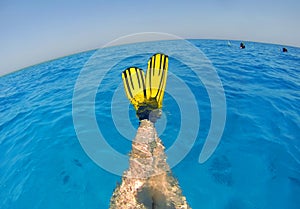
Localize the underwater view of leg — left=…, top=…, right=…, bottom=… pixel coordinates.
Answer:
left=109, top=120, right=191, bottom=209
left=110, top=54, right=191, bottom=208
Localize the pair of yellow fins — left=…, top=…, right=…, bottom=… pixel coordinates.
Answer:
left=122, top=53, right=168, bottom=120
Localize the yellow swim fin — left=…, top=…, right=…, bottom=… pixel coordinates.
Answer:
left=145, top=53, right=169, bottom=108
left=122, top=67, right=146, bottom=110
left=121, top=54, right=168, bottom=121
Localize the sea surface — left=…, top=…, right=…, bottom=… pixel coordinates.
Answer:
left=0, top=40, right=300, bottom=209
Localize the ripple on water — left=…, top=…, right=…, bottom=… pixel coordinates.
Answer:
left=0, top=40, right=300, bottom=209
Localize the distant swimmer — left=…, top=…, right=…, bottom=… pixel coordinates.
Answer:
left=240, top=42, right=245, bottom=49
left=110, top=53, right=191, bottom=209
left=282, top=47, right=288, bottom=52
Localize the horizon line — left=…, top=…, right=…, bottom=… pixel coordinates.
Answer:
left=1, top=37, right=299, bottom=78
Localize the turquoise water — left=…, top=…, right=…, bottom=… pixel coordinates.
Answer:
left=1, top=40, right=300, bottom=209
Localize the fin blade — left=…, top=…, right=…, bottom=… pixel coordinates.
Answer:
left=122, top=67, right=146, bottom=110
left=145, top=53, right=168, bottom=108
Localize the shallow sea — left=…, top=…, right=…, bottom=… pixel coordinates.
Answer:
left=0, top=40, right=300, bottom=209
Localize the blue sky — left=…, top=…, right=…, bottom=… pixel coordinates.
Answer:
left=1, top=0, right=300, bottom=76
